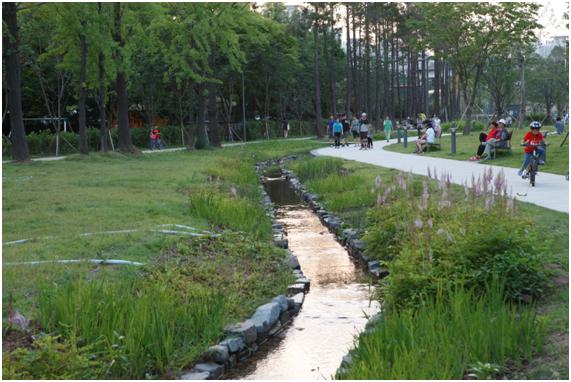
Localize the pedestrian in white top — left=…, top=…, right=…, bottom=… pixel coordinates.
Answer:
left=432, top=114, right=441, bottom=138
left=415, top=121, right=435, bottom=154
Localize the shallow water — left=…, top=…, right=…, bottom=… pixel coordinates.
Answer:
left=227, top=172, right=379, bottom=380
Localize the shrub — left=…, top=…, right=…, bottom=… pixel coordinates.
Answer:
left=527, top=112, right=547, bottom=123
left=2, top=334, right=108, bottom=379
left=364, top=168, right=547, bottom=309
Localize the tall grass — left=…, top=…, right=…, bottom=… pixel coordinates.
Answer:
left=294, top=157, right=344, bottom=181
left=337, top=283, right=546, bottom=380
left=37, top=278, right=226, bottom=378
left=189, top=190, right=271, bottom=240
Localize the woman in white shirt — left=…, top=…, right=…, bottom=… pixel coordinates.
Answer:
left=414, top=121, right=435, bottom=154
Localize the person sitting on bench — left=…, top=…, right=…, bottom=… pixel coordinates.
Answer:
left=414, top=120, right=435, bottom=154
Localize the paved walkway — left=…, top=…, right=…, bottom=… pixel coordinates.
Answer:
left=312, top=136, right=569, bottom=213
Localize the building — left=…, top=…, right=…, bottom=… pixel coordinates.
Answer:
left=535, top=35, right=568, bottom=57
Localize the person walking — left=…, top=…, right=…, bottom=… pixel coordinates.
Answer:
left=359, top=113, right=370, bottom=150
left=282, top=118, right=290, bottom=138
left=555, top=116, right=565, bottom=135
left=351, top=115, right=360, bottom=146
left=432, top=114, right=442, bottom=138
left=333, top=116, right=343, bottom=148
left=327, top=115, right=335, bottom=143
left=383, top=115, right=393, bottom=142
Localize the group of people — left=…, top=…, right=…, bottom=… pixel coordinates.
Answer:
left=327, top=113, right=374, bottom=150
left=469, top=118, right=511, bottom=162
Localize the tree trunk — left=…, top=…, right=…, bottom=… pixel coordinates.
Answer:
left=208, top=82, right=220, bottom=146
left=364, top=4, right=371, bottom=117
left=351, top=9, right=358, bottom=114
left=328, top=10, right=336, bottom=115
left=78, top=26, right=88, bottom=154
left=2, top=3, right=30, bottom=161
left=375, top=23, right=381, bottom=122
left=395, top=34, right=401, bottom=119
left=196, top=83, right=207, bottom=147
left=114, top=2, right=132, bottom=152
left=518, top=52, right=526, bottom=128
left=421, top=50, right=428, bottom=116
left=345, top=4, right=351, bottom=114
left=98, top=52, right=108, bottom=152
left=434, top=54, right=441, bottom=116
left=313, top=20, right=323, bottom=137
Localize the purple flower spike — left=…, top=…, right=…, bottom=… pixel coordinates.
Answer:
left=415, top=216, right=423, bottom=229
left=375, top=175, right=381, bottom=190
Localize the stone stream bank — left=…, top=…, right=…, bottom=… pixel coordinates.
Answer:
left=179, top=156, right=385, bottom=379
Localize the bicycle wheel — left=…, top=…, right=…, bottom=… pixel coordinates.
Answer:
left=530, top=160, right=537, bottom=187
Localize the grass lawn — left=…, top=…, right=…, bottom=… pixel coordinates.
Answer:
left=2, top=139, right=326, bottom=378
left=383, top=127, right=569, bottom=175
left=287, top=155, right=568, bottom=380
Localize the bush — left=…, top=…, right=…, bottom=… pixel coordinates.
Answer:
left=527, top=112, right=547, bottom=123
left=3, top=334, right=108, bottom=379
left=363, top=169, right=547, bottom=309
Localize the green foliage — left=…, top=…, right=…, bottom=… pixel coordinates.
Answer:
left=3, top=335, right=108, bottom=380
left=362, top=169, right=547, bottom=309
left=337, top=284, right=547, bottom=380
left=188, top=189, right=271, bottom=240
left=37, top=277, right=226, bottom=378
left=292, top=156, right=344, bottom=181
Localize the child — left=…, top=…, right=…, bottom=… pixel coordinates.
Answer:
left=367, top=128, right=373, bottom=149
left=518, top=121, right=546, bottom=176
left=359, top=113, right=369, bottom=150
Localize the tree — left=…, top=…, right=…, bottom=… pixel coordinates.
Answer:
left=3, top=2, right=30, bottom=161
left=113, top=2, right=133, bottom=152
left=484, top=53, right=517, bottom=118
left=412, top=3, right=539, bottom=134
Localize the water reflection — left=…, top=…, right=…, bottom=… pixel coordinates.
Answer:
left=227, top=174, right=379, bottom=380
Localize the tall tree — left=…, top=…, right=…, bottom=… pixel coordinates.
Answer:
left=3, top=2, right=30, bottom=161
left=113, top=2, right=133, bottom=152
left=412, top=3, right=539, bottom=134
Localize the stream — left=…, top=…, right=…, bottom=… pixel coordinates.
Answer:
left=226, top=170, right=379, bottom=380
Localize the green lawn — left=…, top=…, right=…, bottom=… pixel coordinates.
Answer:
left=2, top=139, right=326, bottom=378
left=384, top=127, right=569, bottom=175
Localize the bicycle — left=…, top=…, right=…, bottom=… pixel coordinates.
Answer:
left=520, top=143, right=545, bottom=187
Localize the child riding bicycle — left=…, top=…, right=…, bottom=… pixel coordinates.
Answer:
left=518, top=121, right=546, bottom=177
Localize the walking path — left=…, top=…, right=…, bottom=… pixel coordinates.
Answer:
left=2, top=137, right=315, bottom=164
left=312, top=136, right=569, bottom=213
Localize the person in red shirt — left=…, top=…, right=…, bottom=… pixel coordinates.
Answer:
left=479, top=119, right=505, bottom=161
left=518, top=121, right=546, bottom=176
left=470, top=121, right=499, bottom=160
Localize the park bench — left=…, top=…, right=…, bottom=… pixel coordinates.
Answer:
left=490, top=130, right=513, bottom=159
left=422, top=136, right=441, bottom=152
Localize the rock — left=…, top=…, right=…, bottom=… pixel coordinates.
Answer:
left=295, top=278, right=310, bottom=292
left=180, top=370, right=210, bottom=380
left=365, top=312, right=382, bottom=330
left=378, top=268, right=390, bottom=278
left=193, top=363, right=224, bottom=380
left=268, top=321, right=282, bottom=336
left=272, top=223, right=283, bottom=230
left=342, top=353, right=353, bottom=366
left=219, top=337, right=245, bottom=353
left=206, top=345, right=229, bottom=363
left=290, top=292, right=305, bottom=312
left=286, top=254, right=300, bottom=269
left=225, top=320, right=257, bottom=345
left=226, top=354, right=237, bottom=370
left=250, top=302, right=281, bottom=335
left=342, top=228, right=358, bottom=241
left=272, top=295, right=289, bottom=312
left=279, top=310, right=291, bottom=324
left=287, top=283, right=306, bottom=295
left=351, top=239, right=366, bottom=251
left=292, top=269, right=304, bottom=278
left=368, top=261, right=380, bottom=270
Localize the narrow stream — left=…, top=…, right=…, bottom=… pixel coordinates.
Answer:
left=227, top=170, right=379, bottom=380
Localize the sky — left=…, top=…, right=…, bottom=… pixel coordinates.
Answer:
left=279, top=0, right=569, bottom=43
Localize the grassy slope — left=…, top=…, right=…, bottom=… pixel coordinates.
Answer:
left=384, top=127, right=569, bottom=175
left=289, top=156, right=568, bottom=380
left=2, top=140, right=325, bottom=361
